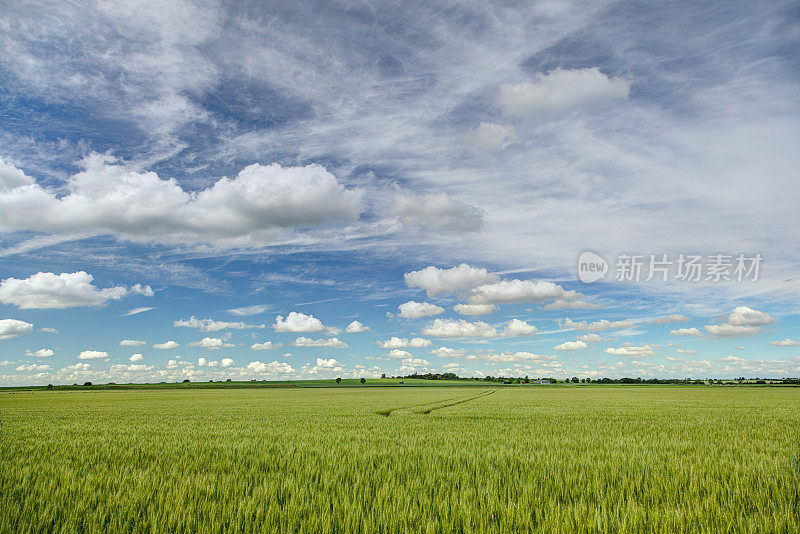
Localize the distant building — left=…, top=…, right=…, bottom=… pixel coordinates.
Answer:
left=534, top=379, right=550, bottom=385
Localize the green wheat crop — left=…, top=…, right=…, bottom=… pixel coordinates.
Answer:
left=2, top=386, right=799, bottom=532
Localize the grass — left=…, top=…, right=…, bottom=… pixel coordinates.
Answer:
left=2, top=386, right=799, bottom=532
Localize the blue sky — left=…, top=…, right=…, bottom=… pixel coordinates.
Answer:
left=1, top=0, right=799, bottom=385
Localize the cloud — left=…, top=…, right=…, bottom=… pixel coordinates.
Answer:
left=64, top=363, right=90, bottom=371
left=313, top=358, right=339, bottom=369
left=669, top=327, right=703, bottom=337
left=392, top=192, right=483, bottom=232
left=0, top=271, right=150, bottom=309
left=544, top=298, right=599, bottom=310
left=401, top=358, right=429, bottom=367
left=345, top=320, right=369, bottom=333
left=704, top=324, right=762, bottom=337
left=228, top=304, right=270, bottom=316
left=453, top=303, right=497, bottom=316
left=122, top=307, right=156, bottom=317
left=25, top=348, right=54, bottom=357
left=153, top=341, right=180, bottom=350
left=0, top=156, right=363, bottom=248
left=174, top=316, right=265, bottom=332
left=404, top=264, right=499, bottom=297
left=554, top=340, right=587, bottom=351
left=650, top=315, right=690, bottom=324
left=110, top=363, right=153, bottom=372
left=501, top=319, right=538, bottom=337
left=120, top=339, right=146, bottom=346
left=604, top=344, right=657, bottom=357
left=769, top=338, right=799, bottom=347
left=16, top=363, right=51, bottom=372
left=578, top=333, right=602, bottom=343
left=40, top=327, right=59, bottom=334
left=387, top=349, right=412, bottom=359
left=251, top=341, right=277, bottom=350
left=129, top=353, right=143, bottom=362
left=459, top=122, right=515, bottom=152
left=559, top=318, right=636, bottom=332
left=220, top=358, right=234, bottom=368
left=78, top=350, right=109, bottom=360
left=273, top=312, right=334, bottom=333
left=377, top=337, right=431, bottom=349
left=397, top=301, right=444, bottom=319
left=430, top=346, right=467, bottom=358
left=246, top=360, right=296, bottom=374
left=466, top=279, right=576, bottom=305
left=727, top=306, right=776, bottom=326
left=189, top=337, right=234, bottom=350
left=422, top=318, right=498, bottom=338
left=676, top=349, right=696, bottom=355
left=292, top=336, right=347, bottom=348
left=420, top=318, right=536, bottom=338
left=483, top=352, right=559, bottom=364
left=704, top=306, right=776, bottom=337
left=0, top=319, right=34, bottom=340
left=499, top=68, right=630, bottom=118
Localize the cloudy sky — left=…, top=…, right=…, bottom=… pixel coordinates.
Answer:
left=1, top=0, right=798, bottom=385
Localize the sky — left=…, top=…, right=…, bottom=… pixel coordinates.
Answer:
left=0, top=0, right=798, bottom=385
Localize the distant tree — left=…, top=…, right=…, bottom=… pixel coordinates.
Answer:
left=83, top=381, right=92, bottom=386
left=336, top=377, right=342, bottom=384
left=46, top=384, right=53, bottom=389
left=360, top=377, right=366, bottom=384
left=381, top=373, right=387, bottom=379
left=571, top=376, right=579, bottom=383
left=226, top=378, right=232, bottom=382
left=183, top=379, right=190, bottom=383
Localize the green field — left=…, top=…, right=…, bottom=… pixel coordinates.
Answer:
left=2, top=386, right=799, bottom=532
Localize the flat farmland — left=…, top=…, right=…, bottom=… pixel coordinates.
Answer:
left=2, top=386, right=799, bottom=532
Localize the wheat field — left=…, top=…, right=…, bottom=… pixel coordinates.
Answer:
left=2, top=385, right=799, bottom=532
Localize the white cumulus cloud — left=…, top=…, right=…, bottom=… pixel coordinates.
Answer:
left=153, top=341, right=180, bottom=350
left=377, top=337, right=431, bottom=349
left=0, top=271, right=149, bottom=309
left=174, top=316, right=265, bottom=332
left=189, top=337, right=234, bottom=350
left=397, top=301, right=444, bottom=319
left=769, top=338, right=799, bottom=347
left=273, top=312, right=334, bottom=333
left=453, top=303, right=497, bottom=316
left=670, top=327, right=703, bottom=337
left=345, top=320, right=369, bottom=333
left=404, top=264, right=499, bottom=297
left=78, top=350, right=109, bottom=360
left=25, top=348, right=54, bottom=357
left=554, top=340, right=588, bottom=351
left=466, top=279, right=575, bottom=305
left=0, top=156, right=363, bottom=248
left=499, top=68, right=630, bottom=118
left=392, top=192, right=483, bottom=232
left=250, top=341, right=277, bottom=351
left=292, top=336, right=347, bottom=348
